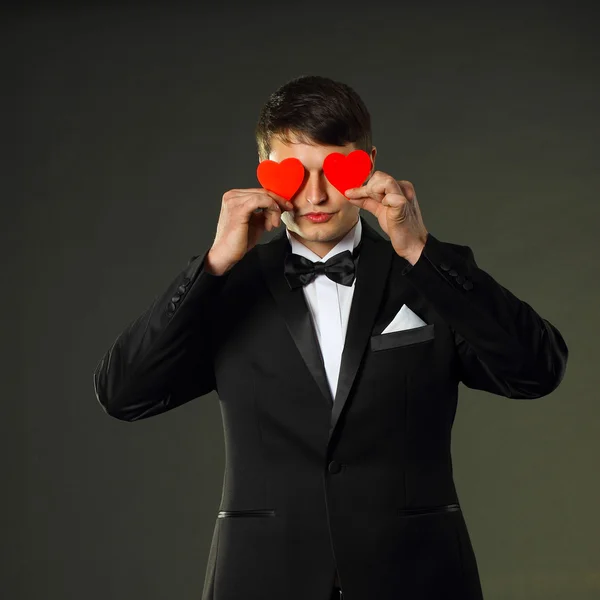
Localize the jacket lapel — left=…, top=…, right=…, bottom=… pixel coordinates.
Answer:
left=257, top=215, right=396, bottom=442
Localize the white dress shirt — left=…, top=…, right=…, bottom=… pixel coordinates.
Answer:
left=285, top=217, right=363, bottom=401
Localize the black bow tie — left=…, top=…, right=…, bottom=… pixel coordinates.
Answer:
left=283, top=242, right=362, bottom=290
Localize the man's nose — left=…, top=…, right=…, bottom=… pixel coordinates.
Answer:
left=304, top=173, right=328, bottom=205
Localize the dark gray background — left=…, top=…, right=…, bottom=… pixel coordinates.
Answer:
left=11, top=2, right=599, bottom=598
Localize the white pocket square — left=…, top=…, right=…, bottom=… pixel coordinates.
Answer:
left=381, top=304, right=427, bottom=334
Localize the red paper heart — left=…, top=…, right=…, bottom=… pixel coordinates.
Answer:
left=256, top=157, right=305, bottom=201
left=323, top=149, right=372, bottom=196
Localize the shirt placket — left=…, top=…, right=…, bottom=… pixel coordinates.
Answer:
left=314, top=275, right=343, bottom=402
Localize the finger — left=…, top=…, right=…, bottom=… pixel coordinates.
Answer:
left=248, top=194, right=281, bottom=218
left=372, top=177, right=402, bottom=197
left=265, top=205, right=277, bottom=227
left=252, top=207, right=282, bottom=220
left=263, top=189, right=294, bottom=211
left=230, top=187, right=287, bottom=196
left=345, top=185, right=384, bottom=202
left=252, top=206, right=279, bottom=230
left=382, top=194, right=406, bottom=209
left=345, top=193, right=384, bottom=217
left=382, top=197, right=409, bottom=222
left=344, top=184, right=381, bottom=209
left=344, top=185, right=367, bottom=198
left=231, top=188, right=293, bottom=211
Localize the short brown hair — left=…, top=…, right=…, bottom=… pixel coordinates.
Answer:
left=255, top=75, right=373, bottom=161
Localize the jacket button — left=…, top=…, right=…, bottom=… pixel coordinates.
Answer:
left=328, top=461, right=342, bottom=474
left=171, top=294, right=181, bottom=303
left=168, top=301, right=176, bottom=311
left=440, top=262, right=451, bottom=271
left=455, top=275, right=464, bottom=284
left=181, top=278, right=191, bottom=288
left=177, top=285, right=187, bottom=294
left=449, top=269, right=458, bottom=277
left=463, top=280, right=473, bottom=290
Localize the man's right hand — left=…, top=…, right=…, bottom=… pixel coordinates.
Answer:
left=206, top=188, right=294, bottom=276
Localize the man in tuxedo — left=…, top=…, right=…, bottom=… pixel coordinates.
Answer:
left=93, top=75, right=568, bottom=600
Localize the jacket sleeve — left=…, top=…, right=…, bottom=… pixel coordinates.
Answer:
left=93, top=247, right=230, bottom=421
left=401, top=233, right=568, bottom=399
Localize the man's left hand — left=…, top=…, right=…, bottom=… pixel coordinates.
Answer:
left=345, top=173, right=428, bottom=264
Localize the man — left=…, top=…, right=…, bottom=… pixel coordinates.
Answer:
left=93, top=75, right=568, bottom=600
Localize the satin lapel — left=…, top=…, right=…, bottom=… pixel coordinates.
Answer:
left=330, top=220, right=394, bottom=441
left=257, top=228, right=333, bottom=406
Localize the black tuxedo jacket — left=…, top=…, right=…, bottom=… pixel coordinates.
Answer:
left=93, top=215, right=568, bottom=600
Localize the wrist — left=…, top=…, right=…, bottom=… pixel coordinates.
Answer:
left=403, top=243, right=425, bottom=266
left=205, top=248, right=233, bottom=276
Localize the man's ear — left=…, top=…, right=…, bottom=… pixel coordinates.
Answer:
left=369, top=146, right=377, bottom=177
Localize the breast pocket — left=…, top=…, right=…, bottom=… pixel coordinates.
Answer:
left=370, top=323, right=435, bottom=352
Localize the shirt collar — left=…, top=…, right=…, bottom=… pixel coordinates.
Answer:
left=285, top=214, right=362, bottom=262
